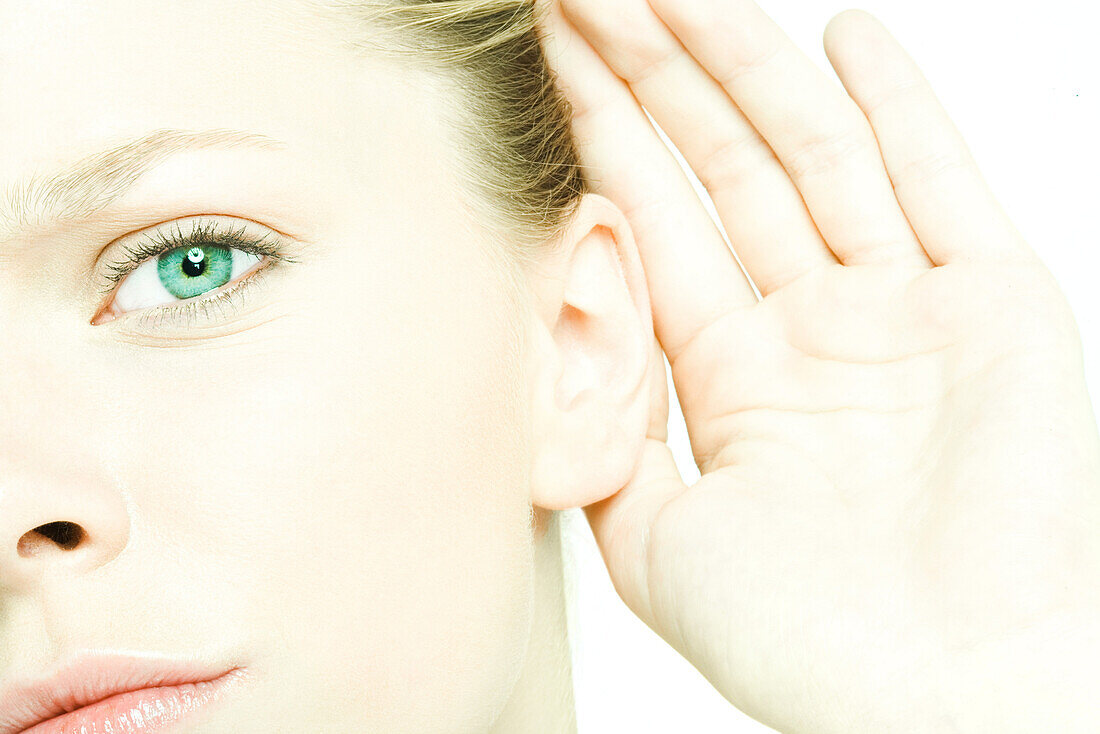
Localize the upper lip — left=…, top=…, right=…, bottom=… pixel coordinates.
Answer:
left=0, top=650, right=242, bottom=733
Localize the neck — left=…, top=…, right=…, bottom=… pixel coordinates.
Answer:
left=489, top=508, right=577, bottom=733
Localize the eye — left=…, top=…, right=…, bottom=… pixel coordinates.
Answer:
left=92, top=217, right=296, bottom=327
left=113, top=242, right=263, bottom=312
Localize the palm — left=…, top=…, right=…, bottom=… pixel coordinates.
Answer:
left=679, top=260, right=1083, bottom=496
left=541, top=1, right=1100, bottom=732
left=649, top=261, right=1099, bottom=730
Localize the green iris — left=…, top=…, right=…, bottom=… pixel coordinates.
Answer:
left=157, top=245, right=234, bottom=299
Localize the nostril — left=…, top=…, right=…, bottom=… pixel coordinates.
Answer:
left=17, top=521, right=86, bottom=556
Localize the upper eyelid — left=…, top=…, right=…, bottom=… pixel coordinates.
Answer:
left=91, top=215, right=300, bottom=327
left=95, top=216, right=296, bottom=298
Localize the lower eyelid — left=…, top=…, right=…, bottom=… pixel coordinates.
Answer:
left=134, top=266, right=268, bottom=331
left=95, top=254, right=276, bottom=328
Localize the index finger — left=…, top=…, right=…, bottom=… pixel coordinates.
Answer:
left=538, top=0, right=758, bottom=363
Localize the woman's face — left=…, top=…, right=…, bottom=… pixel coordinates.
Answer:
left=0, top=1, right=544, bottom=730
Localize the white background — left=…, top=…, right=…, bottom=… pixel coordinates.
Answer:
left=558, top=0, right=1100, bottom=731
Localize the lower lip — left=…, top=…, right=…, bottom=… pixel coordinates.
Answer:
left=21, top=669, right=247, bottom=734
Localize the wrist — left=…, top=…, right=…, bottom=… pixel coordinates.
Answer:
left=932, top=609, right=1100, bottom=733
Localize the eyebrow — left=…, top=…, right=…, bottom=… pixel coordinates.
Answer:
left=0, top=127, right=287, bottom=244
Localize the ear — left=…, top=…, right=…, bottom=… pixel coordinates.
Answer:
left=527, top=193, right=656, bottom=513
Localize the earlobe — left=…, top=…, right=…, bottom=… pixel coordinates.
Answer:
left=528, top=194, right=655, bottom=512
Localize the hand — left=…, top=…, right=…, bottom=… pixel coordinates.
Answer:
left=539, top=1, right=1100, bottom=731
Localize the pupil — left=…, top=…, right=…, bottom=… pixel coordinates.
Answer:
left=182, top=247, right=206, bottom=277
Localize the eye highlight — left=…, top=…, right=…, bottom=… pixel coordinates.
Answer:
left=92, top=217, right=299, bottom=328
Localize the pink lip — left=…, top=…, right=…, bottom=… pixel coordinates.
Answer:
left=0, top=652, right=247, bottom=734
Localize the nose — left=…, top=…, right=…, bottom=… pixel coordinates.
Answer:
left=0, top=465, right=130, bottom=594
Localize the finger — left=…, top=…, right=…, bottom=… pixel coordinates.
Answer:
left=648, top=0, right=933, bottom=269
left=539, top=1, right=759, bottom=362
left=560, top=0, right=839, bottom=295
left=823, top=10, right=1037, bottom=265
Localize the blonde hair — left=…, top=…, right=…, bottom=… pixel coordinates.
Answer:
left=317, top=0, right=589, bottom=274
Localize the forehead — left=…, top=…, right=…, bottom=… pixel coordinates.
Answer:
left=0, top=0, right=432, bottom=190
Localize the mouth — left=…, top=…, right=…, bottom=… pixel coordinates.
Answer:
left=0, top=653, right=248, bottom=734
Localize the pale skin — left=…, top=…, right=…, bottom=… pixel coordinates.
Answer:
left=537, top=0, right=1100, bottom=731
left=0, top=0, right=1096, bottom=733
left=0, top=2, right=586, bottom=732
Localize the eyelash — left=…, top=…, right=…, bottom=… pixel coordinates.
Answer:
left=98, top=218, right=299, bottom=329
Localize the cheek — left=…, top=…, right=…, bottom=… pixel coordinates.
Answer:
left=101, top=230, right=536, bottom=730
left=246, top=342, right=535, bottom=732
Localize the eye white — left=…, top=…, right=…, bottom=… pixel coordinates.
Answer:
left=112, top=248, right=263, bottom=313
